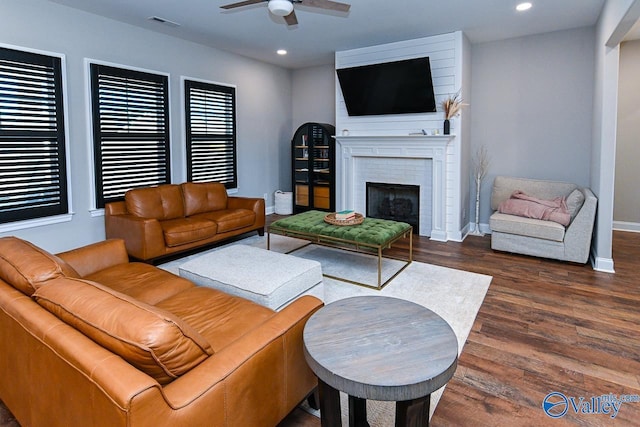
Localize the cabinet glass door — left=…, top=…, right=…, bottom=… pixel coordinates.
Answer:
left=294, top=129, right=310, bottom=207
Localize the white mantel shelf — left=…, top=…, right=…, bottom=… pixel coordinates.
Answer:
left=334, top=135, right=455, bottom=142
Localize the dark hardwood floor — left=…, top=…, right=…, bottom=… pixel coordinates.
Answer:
left=1, top=219, right=638, bottom=427
left=277, top=218, right=640, bottom=426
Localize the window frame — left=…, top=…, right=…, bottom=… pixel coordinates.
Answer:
left=0, top=44, right=73, bottom=232
left=183, top=77, right=238, bottom=189
left=89, top=62, right=171, bottom=209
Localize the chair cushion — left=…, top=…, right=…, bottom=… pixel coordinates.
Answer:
left=161, top=218, right=218, bottom=247
left=34, top=277, right=214, bottom=385
left=0, top=237, right=79, bottom=296
left=490, top=176, right=577, bottom=211
left=490, top=212, right=565, bottom=242
left=181, top=182, right=228, bottom=216
left=125, top=184, right=185, bottom=220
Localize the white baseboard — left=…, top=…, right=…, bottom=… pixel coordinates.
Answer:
left=464, top=222, right=491, bottom=236
left=613, top=220, right=640, bottom=233
left=266, top=205, right=275, bottom=215
left=590, top=247, right=615, bottom=273
left=430, top=230, right=448, bottom=242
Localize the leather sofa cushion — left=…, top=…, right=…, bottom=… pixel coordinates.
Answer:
left=34, top=277, right=214, bottom=385
left=155, top=286, right=274, bottom=352
left=85, top=262, right=194, bottom=305
left=181, top=182, right=228, bottom=216
left=125, top=184, right=185, bottom=220
left=0, top=236, right=79, bottom=296
left=161, top=218, right=218, bottom=247
left=193, top=209, right=256, bottom=233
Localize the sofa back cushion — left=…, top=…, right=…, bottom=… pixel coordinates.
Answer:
left=125, top=184, right=185, bottom=220
left=0, top=237, right=80, bottom=296
left=34, top=278, right=214, bottom=385
left=182, top=182, right=228, bottom=216
left=491, top=176, right=577, bottom=211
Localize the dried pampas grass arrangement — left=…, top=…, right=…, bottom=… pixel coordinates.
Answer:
left=441, top=91, right=467, bottom=120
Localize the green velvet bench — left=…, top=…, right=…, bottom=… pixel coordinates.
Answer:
left=268, top=210, right=413, bottom=289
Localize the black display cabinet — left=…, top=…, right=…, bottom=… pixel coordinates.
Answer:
left=291, top=122, right=336, bottom=213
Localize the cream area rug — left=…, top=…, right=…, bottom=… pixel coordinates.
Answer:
left=160, top=234, right=492, bottom=426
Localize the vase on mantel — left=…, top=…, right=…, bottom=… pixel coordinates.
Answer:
left=443, top=119, right=450, bottom=135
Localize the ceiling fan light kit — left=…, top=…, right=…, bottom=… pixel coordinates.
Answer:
left=268, top=0, right=294, bottom=16
left=221, top=0, right=350, bottom=26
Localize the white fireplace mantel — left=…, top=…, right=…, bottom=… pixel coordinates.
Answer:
left=335, top=135, right=455, bottom=241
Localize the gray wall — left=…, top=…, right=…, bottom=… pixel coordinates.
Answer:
left=1, top=0, right=293, bottom=253
left=292, top=64, right=336, bottom=128
left=615, top=39, right=640, bottom=226
left=286, top=64, right=336, bottom=192
left=283, top=27, right=600, bottom=234
left=470, top=27, right=595, bottom=227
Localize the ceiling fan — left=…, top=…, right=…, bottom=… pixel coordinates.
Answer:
left=220, top=0, right=351, bottom=26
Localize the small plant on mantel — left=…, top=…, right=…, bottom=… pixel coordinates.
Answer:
left=440, top=91, right=466, bottom=135
left=441, top=90, right=466, bottom=120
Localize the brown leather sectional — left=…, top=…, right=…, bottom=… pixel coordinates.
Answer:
left=105, top=182, right=265, bottom=262
left=0, top=236, right=322, bottom=427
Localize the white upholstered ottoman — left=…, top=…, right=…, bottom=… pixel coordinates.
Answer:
left=178, top=244, right=323, bottom=310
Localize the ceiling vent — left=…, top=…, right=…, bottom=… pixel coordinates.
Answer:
left=148, top=16, right=181, bottom=27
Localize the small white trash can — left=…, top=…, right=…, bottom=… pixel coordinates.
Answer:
left=274, top=190, right=293, bottom=215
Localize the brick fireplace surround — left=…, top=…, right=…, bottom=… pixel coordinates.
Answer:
left=335, top=135, right=456, bottom=241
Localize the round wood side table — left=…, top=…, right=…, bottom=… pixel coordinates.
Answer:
left=303, top=296, right=458, bottom=427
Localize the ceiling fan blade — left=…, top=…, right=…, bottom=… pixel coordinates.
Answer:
left=300, top=0, right=350, bottom=12
left=220, top=0, right=265, bottom=10
left=284, top=9, right=298, bottom=25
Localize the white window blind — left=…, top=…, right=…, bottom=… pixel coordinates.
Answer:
left=90, top=64, right=170, bottom=207
left=0, top=47, right=68, bottom=224
left=185, top=80, right=237, bottom=187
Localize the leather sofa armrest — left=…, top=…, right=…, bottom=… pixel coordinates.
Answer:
left=57, top=239, right=130, bottom=278
left=228, top=196, right=265, bottom=229
left=161, top=296, right=322, bottom=409
left=105, top=213, right=166, bottom=261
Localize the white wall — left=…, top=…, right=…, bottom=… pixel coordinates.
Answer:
left=334, top=32, right=468, bottom=239
left=591, top=0, right=637, bottom=272
left=0, top=0, right=293, bottom=253
left=335, top=33, right=461, bottom=137
left=470, top=27, right=595, bottom=230
left=614, top=40, right=640, bottom=230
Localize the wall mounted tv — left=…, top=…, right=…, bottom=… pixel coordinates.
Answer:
left=336, top=57, right=437, bottom=116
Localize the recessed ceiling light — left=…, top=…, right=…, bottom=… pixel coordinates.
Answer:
left=516, top=2, right=532, bottom=12
left=277, top=49, right=288, bottom=55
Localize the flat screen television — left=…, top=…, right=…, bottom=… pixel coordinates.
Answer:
left=336, top=57, right=437, bottom=116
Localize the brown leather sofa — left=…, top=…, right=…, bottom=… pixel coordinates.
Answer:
left=0, top=236, right=322, bottom=427
left=105, top=182, right=265, bottom=262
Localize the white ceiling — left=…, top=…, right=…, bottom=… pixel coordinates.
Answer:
left=47, top=0, right=608, bottom=69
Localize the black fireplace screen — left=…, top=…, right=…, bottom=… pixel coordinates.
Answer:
left=366, top=182, right=419, bottom=234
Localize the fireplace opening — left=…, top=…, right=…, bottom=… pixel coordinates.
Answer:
left=366, top=182, right=419, bottom=234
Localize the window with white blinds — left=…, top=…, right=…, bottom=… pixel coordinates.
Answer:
left=185, top=80, right=237, bottom=188
left=90, top=64, right=170, bottom=208
left=0, top=47, right=68, bottom=224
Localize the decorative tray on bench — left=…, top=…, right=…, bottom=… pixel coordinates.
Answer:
left=324, top=212, right=364, bottom=226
